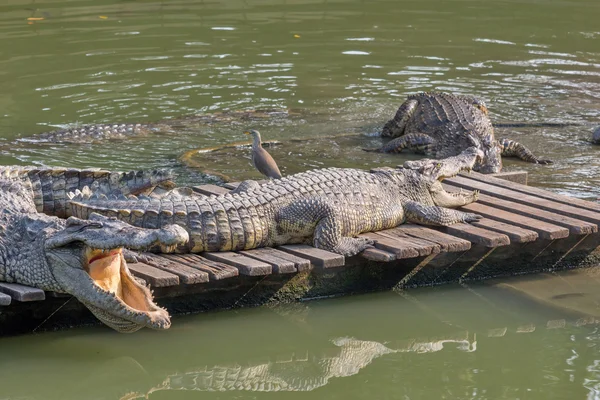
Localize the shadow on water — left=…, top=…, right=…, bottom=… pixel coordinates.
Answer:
left=1, top=267, right=600, bottom=399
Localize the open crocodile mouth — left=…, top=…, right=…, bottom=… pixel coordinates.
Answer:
left=82, top=247, right=169, bottom=331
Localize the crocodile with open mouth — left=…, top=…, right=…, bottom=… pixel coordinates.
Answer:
left=0, top=167, right=189, bottom=332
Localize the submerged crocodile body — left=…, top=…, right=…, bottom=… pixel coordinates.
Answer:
left=0, top=167, right=188, bottom=332
left=370, top=92, right=553, bottom=173
left=19, top=109, right=294, bottom=144
left=68, top=149, right=483, bottom=257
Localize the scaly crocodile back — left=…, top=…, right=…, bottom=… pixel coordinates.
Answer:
left=405, top=92, right=495, bottom=159
left=68, top=168, right=431, bottom=253
left=0, top=166, right=173, bottom=218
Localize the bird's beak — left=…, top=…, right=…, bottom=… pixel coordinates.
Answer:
left=243, top=131, right=251, bottom=135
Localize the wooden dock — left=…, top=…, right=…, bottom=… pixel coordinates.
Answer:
left=2, top=170, right=600, bottom=334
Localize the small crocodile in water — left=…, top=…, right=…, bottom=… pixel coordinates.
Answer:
left=17, top=109, right=295, bottom=144
left=0, top=166, right=188, bottom=332
left=68, top=148, right=483, bottom=257
left=366, top=92, right=554, bottom=173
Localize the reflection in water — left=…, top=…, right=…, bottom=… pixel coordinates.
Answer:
left=2, top=268, right=600, bottom=400
left=136, top=335, right=475, bottom=396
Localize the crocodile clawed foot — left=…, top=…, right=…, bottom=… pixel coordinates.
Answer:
left=463, top=213, right=483, bottom=223
left=536, top=159, right=553, bottom=165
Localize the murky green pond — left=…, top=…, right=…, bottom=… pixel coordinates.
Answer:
left=1, top=0, right=600, bottom=398
left=2, top=269, right=600, bottom=399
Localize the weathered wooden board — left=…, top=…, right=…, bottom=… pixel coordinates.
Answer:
left=127, top=262, right=180, bottom=287
left=278, top=244, right=345, bottom=268
left=448, top=176, right=600, bottom=226
left=360, top=247, right=396, bottom=262
left=394, top=224, right=471, bottom=252
left=261, top=249, right=312, bottom=271
left=454, top=201, right=568, bottom=240
left=360, top=232, right=420, bottom=259
left=139, top=253, right=210, bottom=284
left=163, top=254, right=239, bottom=280
left=463, top=172, right=600, bottom=213
left=375, top=228, right=442, bottom=255
left=490, top=170, right=528, bottom=185
left=240, top=248, right=297, bottom=274
left=445, top=183, right=596, bottom=236
left=192, top=184, right=230, bottom=196
left=0, top=283, right=45, bottom=302
left=438, top=223, right=511, bottom=247
left=203, top=252, right=272, bottom=276
left=471, top=218, right=538, bottom=243
left=0, top=292, right=11, bottom=306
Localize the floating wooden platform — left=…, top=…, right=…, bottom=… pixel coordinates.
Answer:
left=2, top=170, right=600, bottom=335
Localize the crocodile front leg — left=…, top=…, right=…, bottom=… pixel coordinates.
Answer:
left=498, top=138, right=553, bottom=164
left=381, top=99, right=419, bottom=137
left=366, top=133, right=436, bottom=154
left=404, top=201, right=482, bottom=226
left=276, top=197, right=375, bottom=256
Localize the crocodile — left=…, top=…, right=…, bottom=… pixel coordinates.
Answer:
left=367, top=92, right=553, bottom=173
left=0, top=167, right=189, bottom=332
left=17, top=109, right=294, bottom=144
left=67, top=148, right=483, bottom=257
left=0, top=165, right=174, bottom=218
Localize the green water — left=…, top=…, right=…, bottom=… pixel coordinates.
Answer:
left=1, top=0, right=600, bottom=398
left=2, top=269, right=600, bottom=399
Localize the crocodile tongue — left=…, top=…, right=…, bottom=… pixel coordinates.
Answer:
left=87, top=249, right=152, bottom=312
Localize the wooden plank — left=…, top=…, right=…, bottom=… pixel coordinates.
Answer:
left=448, top=176, right=600, bottom=227
left=471, top=218, right=538, bottom=243
left=164, top=254, right=240, bottom=280
left=437, top=223, right=510, bottom=247
left=192, top=184, right=230, bottom=196
left=202, top=252, right=272, bottom=276
left=278, top=244, right=345, bottom=268
left=360, top=247, right=396, bottom=262
left=262, top=248, right=312, bottom=271
left=490, top=171, right=528, bottom=185
left=239, top=249, right=297, bottom=274
left=0, top=283, right=45, bottom=302
left=454, top=200, right=570, bottom=240
left=359, top=232, right=420, bottom=259
left=0, top=292, right=11, bottom=306
left=127, top=262, right=180, bottom=287
left=138, top=253, right=209, bottom=284
left=445, top=182, right=596, bottom=235
left=394, top=224, right=471, bottom=252
left=223, top=182, right=241, bottom=190
left=463, top=171, right=600, bottom=213
left=375, top=228, right=442, bottom=255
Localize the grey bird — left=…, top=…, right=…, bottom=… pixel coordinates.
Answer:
left=244, top=129, right=282, bottom=179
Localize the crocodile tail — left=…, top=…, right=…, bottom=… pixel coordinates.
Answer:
left=0, top=166, right=174, bottom=218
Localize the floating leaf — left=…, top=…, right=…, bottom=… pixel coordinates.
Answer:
left=293, top=34, right=300, bottom=38
left=27, top=17, right=44, bottom=21
left=99, top=15, right=108, bottom=19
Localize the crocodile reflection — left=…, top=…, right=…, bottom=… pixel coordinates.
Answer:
left=124, top=335, right=476, bottom=397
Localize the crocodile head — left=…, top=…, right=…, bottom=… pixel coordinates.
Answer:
left=466, top=134, right=502, bottom=174
left=44, top=213, right=189, bottom=333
